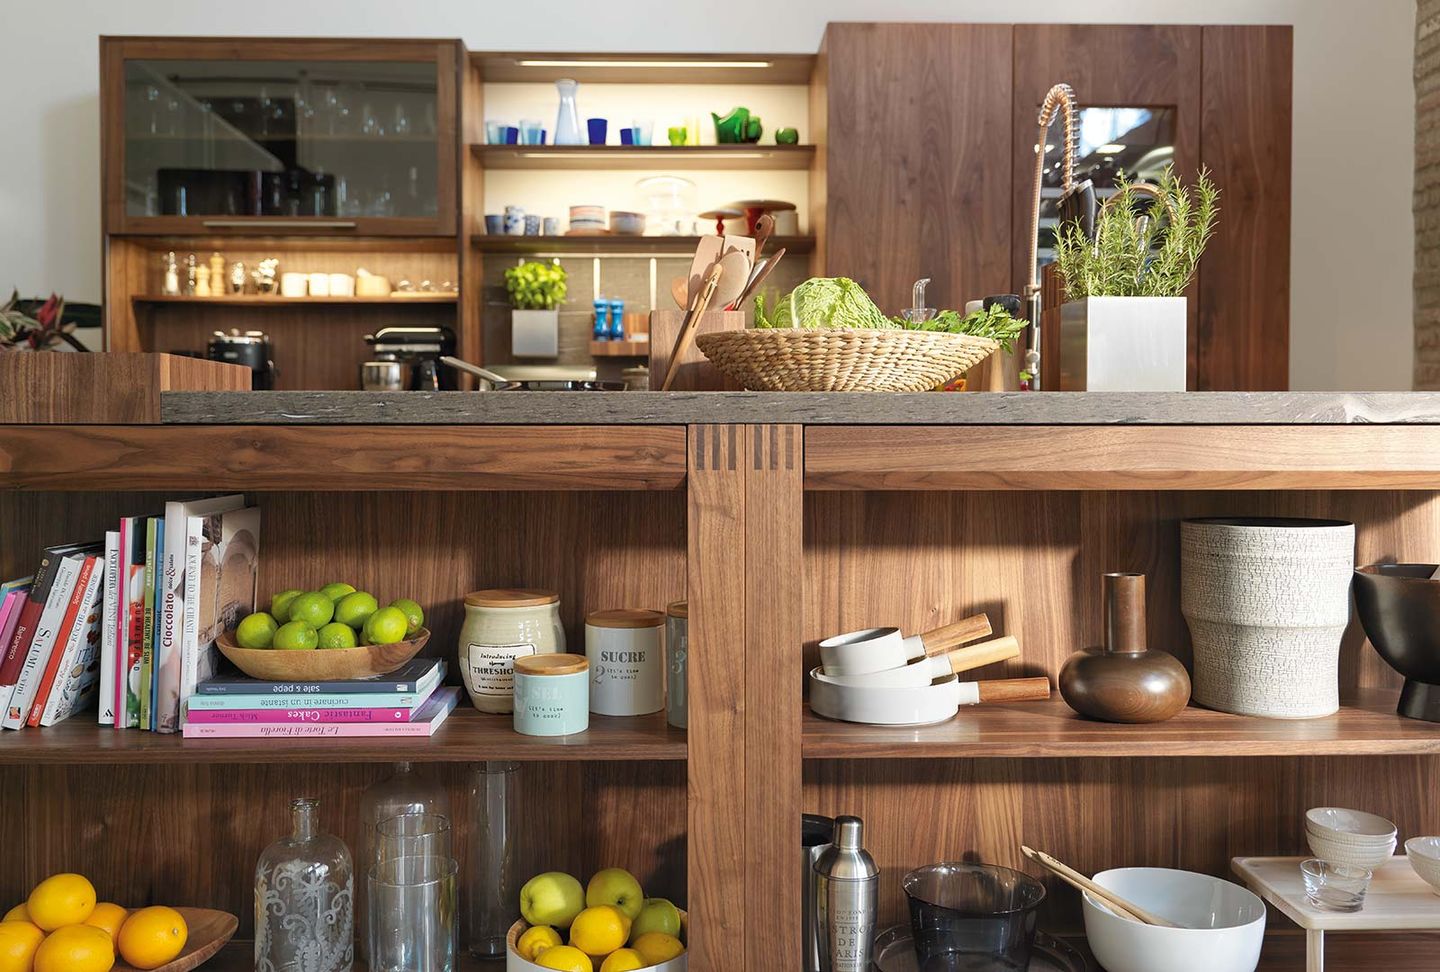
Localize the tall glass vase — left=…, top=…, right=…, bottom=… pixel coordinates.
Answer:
left=358, top=762, right=450, bottom=963
left=553, top=79, right=582, bottom=146
left=255, top=798, right=354, bottom=972
left=467, top=761, right=521, bottom=957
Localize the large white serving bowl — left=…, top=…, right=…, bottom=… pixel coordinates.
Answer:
left=1406, top=837, right=1440, bottom=894
left=1082, top=868, right=1267, bottom=972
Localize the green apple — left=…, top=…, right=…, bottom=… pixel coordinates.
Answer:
left=585, top=867, right=644, bottom=922
left=630, top=897, right=681, bottom=939
left=520, top=871, right=585, bottom=930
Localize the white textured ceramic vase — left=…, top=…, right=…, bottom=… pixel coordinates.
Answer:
left=1180, top=517, right=1355, bottom=719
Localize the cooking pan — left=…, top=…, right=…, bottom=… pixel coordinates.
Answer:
left=808, top=671, right=1051, bottom=726
left=818, top=614, right=992, bottom=677
left=442, top=356, right=627, bottom=391
left=815, top=636, right=1019, bottom=688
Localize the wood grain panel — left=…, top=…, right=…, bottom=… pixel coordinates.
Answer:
left=1199, top=26, right=1293, bottom=391
left=648, top=311, right=745, bottom=392
left=804, top=487, right=1439, bottom=685
left=805, top=425, right=1440, bottom=490
left=0, top=353, right=248, bottom=423
left=0, top=760, right=685, bottom=939
left=0, top=425, right=686, bottom=490
left=744, top=426, right=803, bottom=969
left=1011, top=25, right=1202, bottom=387
left=821, top=23, right=1013, bottom=314
left=687, top=425, right=747, bottom=969
left=804, top=756, right=1440, bottom=939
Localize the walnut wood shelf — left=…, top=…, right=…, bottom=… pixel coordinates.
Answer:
left=591, top=339, right=650, bottom=357
left=133, top=294, right=458, bottom=305
left=0, top=709, right=685, bottom=765
left=0, top=424, right=686, bottom=491
left=802, top=691, right=1440, bottom=759
left=471, top=234, right=815, bottom=255
left=472, top=143, right=816, bottom=170
left=470, top=50, right=816, bottom=84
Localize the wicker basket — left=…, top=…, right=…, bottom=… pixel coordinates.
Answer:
left=694, top=328, right=999, bottom=392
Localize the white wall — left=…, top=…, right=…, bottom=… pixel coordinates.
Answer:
left=0, top=0, right=1416, bottom=389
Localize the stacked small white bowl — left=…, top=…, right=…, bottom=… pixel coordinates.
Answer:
left=1305, top=808, right=1398, bottom=869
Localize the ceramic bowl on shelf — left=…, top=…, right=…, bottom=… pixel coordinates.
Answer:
left=1305, top=807, right=1398, bottom=868
left=504, top=914, right=687, bottom=971
left=1353, top=564, right=1440, bottom=722
left=609, top=210, right=646, bottom=235
left=1081, top=868, right=1266, bottom=972
left=1405, top=836, right=1440, bottom=893
left=216, top=628, right=429, bottom=681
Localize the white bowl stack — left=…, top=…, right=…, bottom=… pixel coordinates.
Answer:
left=1305, top=807, right=1398, bottom=869
left=1405, top=836, right=1440, bottom=894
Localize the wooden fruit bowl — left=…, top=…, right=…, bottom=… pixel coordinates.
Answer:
left=113, top=908, right=238, bottom=972
left=216, top=628, right=430, bottom=682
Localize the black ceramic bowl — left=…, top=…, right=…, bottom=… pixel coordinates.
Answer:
left=1353, top=564, right=1440, bottom=722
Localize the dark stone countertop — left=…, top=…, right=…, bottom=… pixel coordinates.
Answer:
left=158, top=391, right=1440, bottom=426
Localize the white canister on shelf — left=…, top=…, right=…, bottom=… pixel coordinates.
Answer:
left=459, top=589, right=565, bottom=713
left=665, top=601, right=688, bottom=729
left=586, top=609, right=665, bottom=716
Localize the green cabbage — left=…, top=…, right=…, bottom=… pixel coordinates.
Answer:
left=753, top=277, right=895, bottom=330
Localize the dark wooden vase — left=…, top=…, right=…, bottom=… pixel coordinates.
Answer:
left=1059, top=572, right=1192, bottom=723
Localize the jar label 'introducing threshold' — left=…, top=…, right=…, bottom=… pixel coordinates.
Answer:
left=466, top=643, right=536, bottom=696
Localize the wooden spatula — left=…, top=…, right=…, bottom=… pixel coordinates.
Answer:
left=686, top=235, right=724, bottom=303
left=662, top=262, right=724, bottom=392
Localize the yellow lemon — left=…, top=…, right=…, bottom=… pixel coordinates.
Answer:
left=1, top=907, right=27, bottom=924
left=83, top=904, right=128, bottom=941
left=516, top=925, right=563, bottom=962
left=631, top=932, right=685, bottom=965
left=26, top=875, right=96, bottom=932
left=568, top=905, right=630, bottom=958
left=599, top=948, right=647, bottom=972
left=116, top=906, right=187, bottom=970
left=32, top=923, right=113, bottom=972
left=532, top=944, right=593, bottom=972
left=0, top=920, right=44, bottom=972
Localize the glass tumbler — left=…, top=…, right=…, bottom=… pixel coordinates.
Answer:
left=1301, top=858, right=1372, bottom=912
left=358, top=763, right=449, bottom=962
left=902, top=863, right=1046, bottom=971
left=467, top=761, right=521, bottom=958
left=369, top=855, right=458, bottom=972
left=374, top=812, right=453, bottom=866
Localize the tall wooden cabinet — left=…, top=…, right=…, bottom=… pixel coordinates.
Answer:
left=815, top=23, right=1292, bottom=391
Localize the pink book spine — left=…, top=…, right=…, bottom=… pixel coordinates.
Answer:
left=185, top=707, right=412, bottom=725
left=182, top=720, right=437, bottom=738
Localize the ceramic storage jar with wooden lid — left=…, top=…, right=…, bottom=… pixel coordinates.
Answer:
left=586, top=608, right=665, bottom=716
left=665, top=601, right=688, bottom=728
left=459, top=588, right=565, bottom=713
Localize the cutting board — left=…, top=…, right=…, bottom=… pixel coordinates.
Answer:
left=113, top=908, right=239, bottom=972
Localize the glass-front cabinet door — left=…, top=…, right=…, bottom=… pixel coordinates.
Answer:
left=102, top=39, right=458, bottom=235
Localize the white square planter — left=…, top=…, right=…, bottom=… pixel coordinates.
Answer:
left=511, top=309, right=559, bottom=358
left=1058, top=296, right=1187, bottom=391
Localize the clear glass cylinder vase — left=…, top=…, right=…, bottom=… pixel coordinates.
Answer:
left=467, top=761, right=521, bottom=957
left=358, top=762, right=450, bottom=963
left=255, top=797, right=354, bottom=972
left=553, top=79, right=582, bottom=146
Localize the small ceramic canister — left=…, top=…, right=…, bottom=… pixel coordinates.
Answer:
left=513, top=654, right=589, bottom=737
left=665, top=601, right=688, bottom=729
left=459, top=589, right=565, bottom=714
left=307, top=272, right=330, bottom=297
left=279, top=271, right=308, bottom=297
left=542, top=217, right=560, bottom=236
left=586, top=609, right=664, bottom=716
left=504, top=206, right=526, bottom=236
left=328, top=272, right=355, bottom=296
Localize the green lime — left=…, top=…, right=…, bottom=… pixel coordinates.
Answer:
left=273, top=620, right=318, bottom=651
left=363, top=606, right=409, bottom=645
left=389, top=598, right=424, bottom=635
left=317, top=621, right=359, bottom=649
left=270, top=589, right=305, bottom=622
left=319, top=582, right=357, bottom=602
left=288, top=592, right=335, bottom=628
left=235, top=612, right=279, bottom=649
left=335, top=591, right=379, bottom=630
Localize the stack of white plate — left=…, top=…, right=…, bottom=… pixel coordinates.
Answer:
left=1305, top=807, right=1397, bottom=868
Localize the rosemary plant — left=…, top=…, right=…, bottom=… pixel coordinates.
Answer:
left=1053, top=166, right=1219, bottom=301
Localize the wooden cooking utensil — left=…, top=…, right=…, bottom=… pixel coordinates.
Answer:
left=942, top=635, right=1021, bottom=675
left=670, top=276, right=690, bottom=309
left=977, top=676, right=1051, bottom=702
left=919, top=614, right=996, bottom=656
left=113, top=908, right=239, bottom=972
left=818, top=612, right=994, bottom=678
left=1020, top=846, right=1180, bottom=927
left=662, top=261, right=725, bottom=391
left=752, top=212, right=775, bottom=260
left=730, top=246, right=787, bottom=309
left=686, top=235, right=725, bottom=303
left=815, top=636, right=1020, bottom=689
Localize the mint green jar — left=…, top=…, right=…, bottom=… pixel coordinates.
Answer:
left=512, top=653, right=589, bottom=737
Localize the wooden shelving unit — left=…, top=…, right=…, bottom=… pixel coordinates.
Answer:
left=590, top=339, right=650, bottom=357
left=469, top=51, right=816, bottom=84
left=472, top=234, right=815, bottom=255
left=472, top=143, right=815, bottom=171
left=133, top=294, right=458, bottom=305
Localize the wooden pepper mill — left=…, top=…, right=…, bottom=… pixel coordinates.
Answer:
left=1059, top=572, right=1191, bottom=723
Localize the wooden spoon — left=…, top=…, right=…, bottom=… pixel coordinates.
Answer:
left=1019, top=846, right=1180, bottom=927
left=730, top=246, right=787, bottom=309
left=753, top=212, right=776, bottom=261
left=670, top=276, right=690, bottom=309
left=662, top=261, right=724, bottom=392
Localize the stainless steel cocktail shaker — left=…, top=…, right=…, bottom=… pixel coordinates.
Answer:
left=803, top=813, right=836, bottom=972
left=814, top=815, right=878, bottom=972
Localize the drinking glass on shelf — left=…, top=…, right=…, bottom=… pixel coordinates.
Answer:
left=467, top=762, right=521, bottom=958
left=368, top=855, right=458, bottom=972
left=519, top=119, right=544, bottom=145
left=393, top=101, right=411, bottom=136
left=485, top=120, right=505, bottom=145
left=143, top=84, right=161, bottom=135
left=374, top=811, right=453, bottom=866
left=631, top=119, right=653, bottom=146
left=358, top=763, right=450, bottom=964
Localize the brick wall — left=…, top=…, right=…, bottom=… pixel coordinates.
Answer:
left=1417, top=0, right=1440, bottom=387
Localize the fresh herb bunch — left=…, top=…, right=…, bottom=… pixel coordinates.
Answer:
left=1053, top=165, right=1219, bottom=301
left=890, top=305, right=1030, bottom=354
left=504, top=260, right=567, bottom=310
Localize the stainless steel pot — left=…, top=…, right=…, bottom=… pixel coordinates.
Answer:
left=441, top=356, right=627, bottom=391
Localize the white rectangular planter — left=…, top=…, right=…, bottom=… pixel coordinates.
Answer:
left=1058, top=296, right=1187, bottom=391
left=511, top=309, right=559, bottom=358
